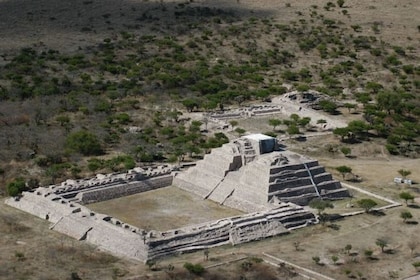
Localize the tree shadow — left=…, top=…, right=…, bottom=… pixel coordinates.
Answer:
left=345, top=155, right=357, bottom=159
left=384, top=249, right=397, bottom=254
left=327, top=223, right=340, bottom=230
left=408, top=204, right=420, bottom=209
left=406, top=220, right=419, bottom=225
left=368, top=210, right=386, bottom=216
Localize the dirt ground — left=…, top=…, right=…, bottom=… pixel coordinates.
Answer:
left=88, top=186, right=243, bottom=231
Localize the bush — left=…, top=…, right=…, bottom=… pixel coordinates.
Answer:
left=183, top=262, right=205, bottom=275
left=413, top=262, right=420, bottom=269
left=66, top=130, right=103, bottom=156
left=7, top=178, right=27, bottom=196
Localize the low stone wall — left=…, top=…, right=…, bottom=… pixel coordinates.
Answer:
left=146, top=204, right=315, bottom=260
left=6, top=186, right=317, bottom=262
left=77, top=175, right=173, bottom=204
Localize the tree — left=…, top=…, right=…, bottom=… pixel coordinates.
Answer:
left=204, top=249, right=209, bottom=261
left=182, top=98, right=199, bottom=112
left=65, top=130, right=103, bottom=156
left=145, top=260, right=157, bottom=271
left=336, top=165, right=352, bottom=180
left=345, top=244, right=352, bottom=255
left=293, top=241, right=301, bottom=251
left=333, top=127, right=350, bottom=141
left=7, top=177, right=27, bottom=196
left=346, top=120, right=370, bottom=140
left=309, top=198, right=333, bottom=215
left=183, top=262, right=205, bottom=275
left=340, top=146, right=351, bottom=157
left=268, top=119, right=282, bottom=131
left=318, top=100, right=338, bottom=114
left=344, top=102, right=356, bottom=113
left=398, top=169, right=411, bottom=180
left=375, top=238, right=388, bottom=253
left=235, top=127, right=246, bottom=136
left=331, top=255, right=339, bottom=265
left=312, top=256, right=321, bottom=265
left=399, top=192, right=414, bottom=206
left=364, top=249, right=373, bottom=259
left=45, top=165, right=62, bottom=184
left=400, top=210, right=413, bottom=223
left=298, top=117, right=311, bottom=128
left=229, top=120, right=238, bottom=129
left=290, top=113, right=300, bottom=122
left=287, top=124, right=300, bottom=135
left=337, top=0, right=345, bottom=8
left=357, top=199, right=377, bottom=213
left=376, top=91, right=402, bottom=115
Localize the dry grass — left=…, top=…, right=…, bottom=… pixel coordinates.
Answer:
left=88, top=186, right=243, bottom=231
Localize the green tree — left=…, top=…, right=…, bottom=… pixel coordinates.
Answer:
left=183, top=262, right=205, bottom=275
left=298, top=117, right=311, bottom=128
left=318, top=100, right=337, bottom=114
left=7, top=178, right=27, bottom=196
left=398, top=169, right=411, bottom=180
left=268, top=119, right=282, bottom=131
left=145, top=260, right=156, bottom=271
left=340, top=146, right=351, bottom=157
left=337, top=0, right=345, bottom=8
left=229, top=120, right=238, bottom=129
left=345, top=244, right=352, bottom=255
left=204, top=249, right=209, bottom=261
left=400, top=210, right=413, bottom=223
left=336, top=165, right=352, bottom=179
left=331, top=255, right=339, bottom=265
left=182, top=98, right=199, bottom=112
left=312, top=256, right=321, bottom=265
left=235, top=127, right=246, bottom=136
left=333, top=127, right=350, bottom=141
left=309, top=198, right=333, bottom=214
left=65, top=130, right=103, bottom=156
left=375, top=238, right=388, bottom=253
left=357, top=199, right=377, bottom=213
left=364, top=249, right=373, bottom=259
left=287, top=124, right=300, bottom=135
left=376, top=91, right=402, bottom=115
left=343, top=103, right=356, bottom=113
left=45, top=165, right=62, bottom=184
left=399, top=192, right=414, bottom=206
left=113, top=113, right=131, bottom=125
left=290, top=113, right=300, bottom=123
left=347, top=120, right=370, bottom=140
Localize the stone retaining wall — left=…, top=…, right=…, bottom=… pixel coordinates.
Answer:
left=146, top=204, right=315, bottom=260
left=6, top=188, right=316, bottom=262
left=77, top=175, right=173, bottom=204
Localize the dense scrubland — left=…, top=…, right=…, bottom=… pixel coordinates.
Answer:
left=0, top=1, right=418, bottom=193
